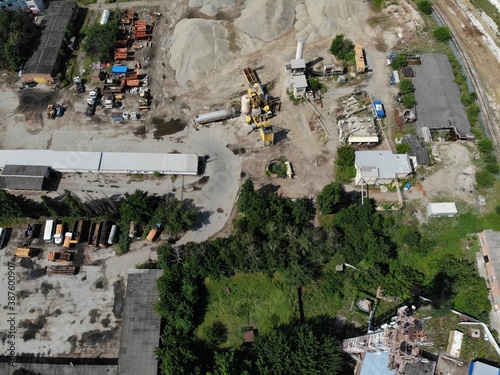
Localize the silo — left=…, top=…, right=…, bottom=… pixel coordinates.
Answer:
left=241, top=95, right=251, bottom=115
left=295, top=38, right=305, bottom=60
left=100, top=10, right=110, bottom=25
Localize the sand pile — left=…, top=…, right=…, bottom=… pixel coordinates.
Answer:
left=234, top=0, right=296, bottom=42
left=169, top=19, right=230, bottom=86
left=188, top=0, right=234, bottom=7
left=294, top=0, right=364, bottom=43
left=200, top=4, right=219, bottom=17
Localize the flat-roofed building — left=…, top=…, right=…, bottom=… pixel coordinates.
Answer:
left=355, top=151, right=412, bottom=186
left=0, top=165, right=50, bottom=190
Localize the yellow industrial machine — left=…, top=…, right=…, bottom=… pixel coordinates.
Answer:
left=243, top=67, right=274, bottom=145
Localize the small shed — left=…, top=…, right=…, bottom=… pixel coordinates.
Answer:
left=244, top=327, right=255, bottom=343
left=0, top=165, right=50, bottom=190
left=426, top=202, right=457, bottom=217
left=446, top=330, right=463, bottom=358
left=292, top=74, right=308, bottom=99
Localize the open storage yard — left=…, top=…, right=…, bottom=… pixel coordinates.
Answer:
left=1, top=0, right=500, bottom=373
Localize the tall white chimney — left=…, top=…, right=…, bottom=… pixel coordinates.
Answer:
left=295, top=38, right=305, bottom=60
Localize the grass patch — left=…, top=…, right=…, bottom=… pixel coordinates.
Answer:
left=197, top=272, right=298, bottom=348
left=420, top=309, right=500, bottom=362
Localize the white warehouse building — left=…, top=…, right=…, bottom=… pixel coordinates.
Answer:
left=0, top=150, right=200, bottom=175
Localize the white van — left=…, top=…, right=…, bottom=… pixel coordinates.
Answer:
left=0, top=228, right=6, bottom=248
left=44, top=220, right=54, bottom=242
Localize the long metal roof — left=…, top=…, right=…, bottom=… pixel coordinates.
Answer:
left=355, top=151, right=412, bottom=179
left=412, top=53, right=473, bottom=139
left=99, top=152, right=199, bottom=175
left=0, top=150, right=199, bottom=175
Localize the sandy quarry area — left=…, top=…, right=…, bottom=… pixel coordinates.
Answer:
left=0, top=0, right=493, bottom=359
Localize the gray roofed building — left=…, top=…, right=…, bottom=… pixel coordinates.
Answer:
left=412, top=53, right=473, bottom=140
left=0, top=164, right=50, bottom=190
left=355, top=151, right=413, bottom=185
left=118, top=269, right=163, bottom=375
left=402, top=135, right=431, bottom=167
left=0, top=150, right=199, bottom=175
left=22, top=2, right=78, bottom=83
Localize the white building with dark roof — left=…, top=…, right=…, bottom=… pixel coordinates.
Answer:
left=355, top=151, right=412, bottom=186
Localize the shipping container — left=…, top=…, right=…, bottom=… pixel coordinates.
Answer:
left=44, top=220, right=54, bottom=242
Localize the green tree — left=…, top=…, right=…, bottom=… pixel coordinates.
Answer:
left=120, top=189, right=151, bottom=224
left=151, top=196, right=196, bottom=236
left=0, top=10, right=39, bottom=70
left=254, top=323, right=341, bottom=375
left=402, top=93, right=416, bottom=108
left=418, top=0, right=433, bottom=15
left=205, top=321, right=228, bottom=347
left=396, top=143, right=410, bottom=154
left=308, top=78, right=320, bottom=91
left=317, top=182, right=344, bottom=214
left=330, top=34, right=355, bottom=61
left=82, top=15, right=120, bottom=61
left=433, top=27, right=452, bottom=42
left=335, top=145, right=356, bottom=183
left=399, top=78, right=414, bottom=94
left=391, top=55, right=408, bottom=70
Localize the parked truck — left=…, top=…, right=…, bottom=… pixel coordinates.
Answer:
left=48, top=251, right=73, bottom=262
left=63, top=232, right=73, bottom=248
left=105, top=95, right=115, bottom=109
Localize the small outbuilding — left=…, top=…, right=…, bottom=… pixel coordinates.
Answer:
left=292, top=74, right=308, bottom=99
left=426, top=202, right=457, bottom=218
left=0, top=165, right=50, bottom=191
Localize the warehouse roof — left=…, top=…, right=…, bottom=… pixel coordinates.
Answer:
left=0, top=150, right=199, bottom=175
left=292, top=74, right=308, bottom=88
left=99, top=153, right=199, bottom=175
left=2, top=165, right=50, bottom=177
left=118, top=269, right=163, bottom=375
left=0, top=150, right=101, bottom=172
left=0, top=164, right=50, bottom=190
left=412, top=53, right=473, bottom=139
left=23, top=2, right=78, bottom=75
left=355, top=151, right=412, bottom=179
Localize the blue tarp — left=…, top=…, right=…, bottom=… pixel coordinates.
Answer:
left=111, top=65, right=128, bottom=74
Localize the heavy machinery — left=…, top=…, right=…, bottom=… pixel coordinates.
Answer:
left=47, top=104, right=56, bottom=119
left=243, top=67, right=274, bottom=145
left=139, top=88, right=150, bottom=111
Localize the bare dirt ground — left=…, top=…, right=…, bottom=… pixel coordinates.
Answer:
left=0, top=0, right=490, bottom=359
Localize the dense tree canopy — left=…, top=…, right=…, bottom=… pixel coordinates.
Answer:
left=330, top=34, right=355, bottom=62
left=433, top=27, right=452, bottom=42
left=82, top=15, right=120, bottom=62
left=418, top=0, right=433, bottom=15
left=0, top=10, right=38, bottom=71
left=317, top=182, right=344, bottom=214
left=254, top=323, right=342, bottom=375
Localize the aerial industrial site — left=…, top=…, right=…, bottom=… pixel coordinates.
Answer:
left=1, top=0, right=500, bottom=374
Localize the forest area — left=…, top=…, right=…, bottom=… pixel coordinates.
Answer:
left=152, top=179, right=491, bottom=375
